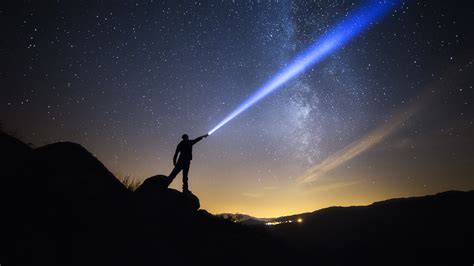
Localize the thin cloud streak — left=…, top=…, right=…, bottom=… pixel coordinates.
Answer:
left=241, top=192, right=264, bottom=198
left=297, top=56, right=470, bottom=185
left=298, top=102, right=420, bottom=184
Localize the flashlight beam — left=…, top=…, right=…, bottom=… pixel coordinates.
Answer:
left=208, top=0, right=401, bottom=135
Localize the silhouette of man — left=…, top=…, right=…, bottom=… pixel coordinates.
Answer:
left=168, top=133, right=208, bottom=193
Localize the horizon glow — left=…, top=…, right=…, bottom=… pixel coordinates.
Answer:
left=208, top=0, right=401, bottom=135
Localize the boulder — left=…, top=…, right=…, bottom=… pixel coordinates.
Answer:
left=135, top=174, right=200, bottom=215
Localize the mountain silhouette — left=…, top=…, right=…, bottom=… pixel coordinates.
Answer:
left=0, top=132, right=290, bottom=266
left=217, top=213, right=270, bottom=225
left=1, top=131, right=472, bottom=266
left=264, top=190, right=474, bottom=265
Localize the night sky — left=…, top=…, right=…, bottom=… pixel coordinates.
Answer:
left=2, top=1, right=473, bottom=217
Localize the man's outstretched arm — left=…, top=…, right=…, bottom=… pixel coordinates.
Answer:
left=191, top=134, right=208, bottom=145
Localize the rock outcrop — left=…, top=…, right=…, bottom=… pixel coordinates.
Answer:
left=135, top=174, right=200, bottom=215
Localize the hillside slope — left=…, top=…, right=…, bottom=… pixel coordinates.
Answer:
left=0, top=133, right=289, bottom=266
left=267, top=190, right=474, bottom=265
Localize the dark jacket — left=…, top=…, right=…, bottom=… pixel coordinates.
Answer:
left=174, top=136, right=205, bottom=163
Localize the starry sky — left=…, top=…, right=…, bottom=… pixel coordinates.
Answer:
left=2, top=0, right=473, bottom=217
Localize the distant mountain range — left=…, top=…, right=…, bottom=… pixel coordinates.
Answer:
left=225, top=191, right=474, bottom=225
left=216, top=213, right=270, bottom=224
left=1, top=131, right=472, bottom=266
left=221, top=190, right=474, bottom=265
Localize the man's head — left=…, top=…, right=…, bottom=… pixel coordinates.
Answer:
left=182, top=134, right=189, bottom=141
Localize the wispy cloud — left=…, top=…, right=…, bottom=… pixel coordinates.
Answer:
left=298, top=102, right=420, bottom=184
left=297, top=56, right=471, bottom=185
left=263, top=186, right=278, bottom=190
left=304, top=180, right=362, bottom=192
left=241, top=192, right=264, bottom=198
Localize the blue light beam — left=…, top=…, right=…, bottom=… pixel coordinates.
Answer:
left=208, top=0, right=401, bottom=135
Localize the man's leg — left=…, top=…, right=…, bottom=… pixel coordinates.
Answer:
left=168, top=164, right=183, bottom=187
left=182, top=161, right=190, bottom=193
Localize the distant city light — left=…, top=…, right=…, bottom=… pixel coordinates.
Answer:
left=265, top=218, right=303, bottom=226
left=265, top=220, right=293, bottom=226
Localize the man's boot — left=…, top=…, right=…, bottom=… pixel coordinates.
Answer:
left=182, top=176, right=189, bottom=194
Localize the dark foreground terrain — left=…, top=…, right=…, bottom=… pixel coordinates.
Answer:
left=1, top=132, right=472, bottom=266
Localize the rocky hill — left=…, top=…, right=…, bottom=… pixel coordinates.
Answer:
left=0, top=132, right=289, bottom=266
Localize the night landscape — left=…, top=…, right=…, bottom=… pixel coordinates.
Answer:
left=1, top=1, right=473, bottom=265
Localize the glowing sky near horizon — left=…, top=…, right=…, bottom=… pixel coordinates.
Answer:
left=2, top=1, right=473, bottom=217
